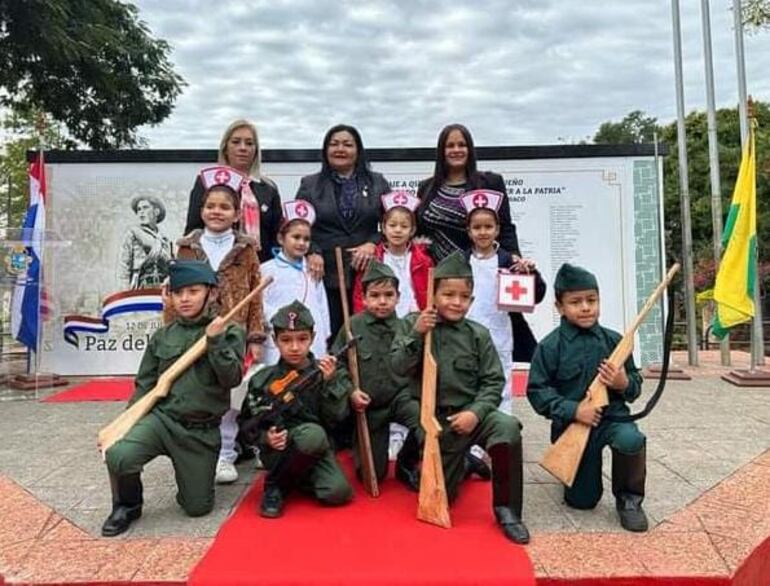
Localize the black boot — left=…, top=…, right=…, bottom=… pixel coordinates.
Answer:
left=259, top=447, right=320, bottom=518
left=612, top=445, right=649, bottom=533
left=101, top=473, right=143, bottom=537
left=260, top=480, right=285, bottom=518
left=464, top=447, right=492, bottom=481
left=489, top=442, right=530, bottom=544
left=395, top=431, right=421, bottom=492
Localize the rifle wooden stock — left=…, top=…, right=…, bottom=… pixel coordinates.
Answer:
left=335, top=247, right=379, bottom=497
left=97, top=276, right=274, bottom=455
left=417, top=270, right=451, bottom=528
left=539, top=264, right=680, bottom=486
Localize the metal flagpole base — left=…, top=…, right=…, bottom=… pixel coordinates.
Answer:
left=9, top=373, right=69, bottom=391
left=643, top=363, right=692, bottom=380
left=721, top=369, right=770, bottom=387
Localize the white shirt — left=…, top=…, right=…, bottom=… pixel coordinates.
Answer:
left=383, top=249, right=417, bottom=317
left=200, top=228, right=235, bottom=271
left=260, top=253, right=331, bottom=364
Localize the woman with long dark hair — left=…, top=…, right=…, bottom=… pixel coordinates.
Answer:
left=416, top=123, right=520, bottom=261
left=296, top=124, right=390, bottom=338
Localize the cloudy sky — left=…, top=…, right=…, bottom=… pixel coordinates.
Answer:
left=133, top=0, right=770, bottom=150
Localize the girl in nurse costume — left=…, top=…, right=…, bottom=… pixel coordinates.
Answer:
left=352, top=190, right=433, bottom=317
left=461, top=189, right=545, bottom=414
left=261, top=200, right=331, bottom=365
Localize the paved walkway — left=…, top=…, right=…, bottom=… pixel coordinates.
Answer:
left=1, top=349, right=769, bottom=583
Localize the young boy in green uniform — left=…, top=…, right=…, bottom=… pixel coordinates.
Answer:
left=391, top=251, right=530, bottom=544
left=246, top=300, right=354, bottom=518
left=102, top=259, right=246, bottom=537
left=332, top=260, right=422, bottom=489
left=526, top=263, right=648, bottom=532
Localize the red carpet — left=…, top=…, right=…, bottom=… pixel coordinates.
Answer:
left=41, top=378, right=133, bottom=403
left=189, top=455, right=534, bottom=586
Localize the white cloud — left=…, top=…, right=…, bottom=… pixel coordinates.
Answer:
left=133, top=0, right=770, bottom=149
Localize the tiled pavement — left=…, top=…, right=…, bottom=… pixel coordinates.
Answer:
left=1, top=349, right=770, bottom=583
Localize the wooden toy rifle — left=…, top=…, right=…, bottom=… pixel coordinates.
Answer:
left=335, top=247, right=379, bottom=497
left=417, top=269, right=451, bottom=528
left=539, top=264, right=680, bottom=486
left=97, top=276, right=273, bottom=455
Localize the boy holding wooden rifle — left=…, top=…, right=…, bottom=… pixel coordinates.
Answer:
left=391, top=251, right=530, bottom=544
left=332, top=260, right=423, bottom=489
left=526, top=263, right=648, bottom=532
left=102, top=259, right=246, bottom=537
left=244, top=300, right=353, bottom=518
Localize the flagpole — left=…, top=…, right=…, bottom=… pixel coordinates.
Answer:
left=733, top=0, right=764, bottom=368
left=700, top=0, right=730, bottom=366
left=672, top=0, right=699, bottom=366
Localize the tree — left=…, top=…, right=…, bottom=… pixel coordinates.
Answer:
left=592, top=103, right=770, bottom=277
left=0, top=106, right=70, bottom=228
left=743, top=0, right=770, bottom=30
left=0, top=0, right=185, bottom=149
left=593, top=110, right=661, bottom=144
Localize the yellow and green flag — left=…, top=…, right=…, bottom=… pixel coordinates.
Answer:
left=712, top=124, right=757, bottom=338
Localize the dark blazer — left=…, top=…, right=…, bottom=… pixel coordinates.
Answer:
left=416, top=170, right=521, bottom=257
left=463, top=248, right=547, bottom=363
left=184, top=175, right=282, bottom=263
left=296, top=170, right=390, bottom=289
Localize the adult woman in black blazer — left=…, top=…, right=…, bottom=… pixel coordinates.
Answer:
left=417, top=123, right=543, bottom=362
left=184, top=119, right=282, bottom=262
left=297, top=124, right=390, bottom=338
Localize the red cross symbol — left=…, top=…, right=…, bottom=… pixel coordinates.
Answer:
left=214, top=169, right=231, bottom=184
left=393, top=192, right=408, bottom=205
left=505, top=279, right=528, bottom=300
left=295, top=202, right=308, bottom=217
left=287, top=311, right=297, bottom=329
left=473, top=193, right=489, bottom=208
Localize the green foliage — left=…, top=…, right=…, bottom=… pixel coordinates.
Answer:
left=0, top=106, right=70, bottom=228
left=593, top=110, right=660, bottom=144
left=593, top=102, right=770, bottom=295
left=659, top=102, right=770, bottom=268
left=743, top=0, right=770, bottom=30
left=0, top=0, right=185, bottom=149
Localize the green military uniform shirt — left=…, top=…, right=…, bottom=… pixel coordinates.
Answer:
left=332, top=311, right=415, bottom=408
left=333, top=310, right=421, bottom=480
left=107, top=306, right=245, bottom=517
left=527, top=317, right=642, bottom=434
left=130, top=308, right=246, bottom=423
left=391, top=314, right=505, bottom=420
left=245, top=354, right=352, bottom=436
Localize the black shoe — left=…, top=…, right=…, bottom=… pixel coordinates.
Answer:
left=617, top=495, right=649, bottom=532
left=395, top=460, right=420, bottom=492
left=465, top=450, right=492, bottom=481
left=494, top=506, right=530, bottom=544
left=101, top=504, right=142, bottom=537
left=260, top=483, right=285, bottom=518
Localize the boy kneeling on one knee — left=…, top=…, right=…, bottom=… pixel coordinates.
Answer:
left=527, top=263, right=648, bottom=532
left=102, top=259, right=245, bottom=537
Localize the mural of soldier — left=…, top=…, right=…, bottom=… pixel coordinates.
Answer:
left=117, top=195, right=173, bottom=289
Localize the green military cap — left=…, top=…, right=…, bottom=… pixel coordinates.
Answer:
left=554, top=263, right=599, bottom=296
left=433, top=250, right=473, bottom=280
left=361, top=259, right=399, bottom=286
left=271, top=300, right=315, bottom=331
left=168, top=259, right=218, bottom=291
